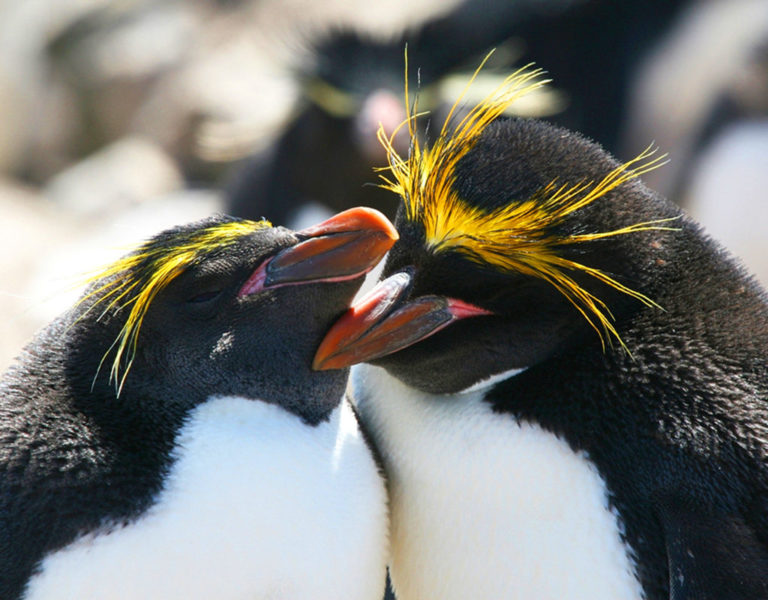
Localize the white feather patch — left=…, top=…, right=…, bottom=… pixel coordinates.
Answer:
left=24, top=397, right=388, bottom=600
left=458, top=367, right=528, bottom=394
left=352, top=364, right=643, bottom=600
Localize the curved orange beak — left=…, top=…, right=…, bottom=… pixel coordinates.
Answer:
left=239, top=207, right=398, bottom=295
left=313, top=269, right=491, bottom=370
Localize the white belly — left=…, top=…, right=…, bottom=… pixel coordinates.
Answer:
left=24, top=397, right=388, bottom=600
left=352, top=364, right=643, bottom=600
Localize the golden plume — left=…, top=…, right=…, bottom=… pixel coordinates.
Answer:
left=376, top=52, right=675, bottom=351
left=79, top=219, right=271, bottom=395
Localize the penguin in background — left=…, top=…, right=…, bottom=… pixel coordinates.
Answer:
left=314, top=68, right=768, bottom=599
left=224, top=0, right=573, bottom=229
left=224, top=0, right=690, bottom=230
left=0, top=207, right=397, bottom=600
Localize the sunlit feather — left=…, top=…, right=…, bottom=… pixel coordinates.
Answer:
left=78, top=219, right=270, bottom=394
left=377, top=56, right=673, bottom=350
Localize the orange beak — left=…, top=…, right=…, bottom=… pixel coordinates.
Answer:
left=313, top=269, right=491, bottom=370
left=239, top=207, right=398, bottom=295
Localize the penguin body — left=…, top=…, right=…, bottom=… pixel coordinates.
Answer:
left=1, top=208, right=396, bottom=599
left=353, top=364, right=642, bottom=600
left=24, top=397, right=384, bottom=600
left=314, top=73, right=768, bottom=599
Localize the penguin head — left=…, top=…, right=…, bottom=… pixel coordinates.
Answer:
left=314, top=68, right=678, bottom=394
left=67, top=207, right=397, bottom=423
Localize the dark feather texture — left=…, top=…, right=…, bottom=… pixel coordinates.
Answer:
left=320, top=112, right=768, bottom=598
left=0, top=215, right=381, bottom=599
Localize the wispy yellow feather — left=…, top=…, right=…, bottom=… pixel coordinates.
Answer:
left=376, top=54, right=674, bottom=350
left=79, top=219, right=270, bottom=394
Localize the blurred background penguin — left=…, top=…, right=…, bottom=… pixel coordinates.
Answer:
left=2, top=0, right=768, bottom=370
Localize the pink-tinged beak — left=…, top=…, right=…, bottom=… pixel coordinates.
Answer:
left=239, top=207, right=398, bottom=296
left=313, top=270, right=491, bottom=370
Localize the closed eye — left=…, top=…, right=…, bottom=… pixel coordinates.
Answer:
left=186, top=289, right=223, bottom=304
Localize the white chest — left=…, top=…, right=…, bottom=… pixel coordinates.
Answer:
left=24, top=397, right=388, bottom=600
left=352, top=364, right=643, bottom=600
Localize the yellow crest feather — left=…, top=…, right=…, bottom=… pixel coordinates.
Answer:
left=376, top=54, right=674, bottom=351
left=79, top=218, right=271, bottom=394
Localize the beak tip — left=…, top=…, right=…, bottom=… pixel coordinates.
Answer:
left=350, top=206, right=399, bottom=248
left=262, top=206, right=397, bottom=290
left=298, top=206, right=398, bottom=245
left=311, top=354, right=335, bottom=371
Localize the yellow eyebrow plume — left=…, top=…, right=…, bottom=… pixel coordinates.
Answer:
left=79, top=219, right=270, bottom=395
left=376, top=54, right=673, bottom=352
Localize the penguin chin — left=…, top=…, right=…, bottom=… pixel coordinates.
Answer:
left=228, top=284, right=363, bottom=424
left=260, top=367, right=351, bottom=426
left=366, top=310, right=581, bottom=396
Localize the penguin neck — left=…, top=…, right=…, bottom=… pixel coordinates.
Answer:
left=351, top=363, right=643, bottom=600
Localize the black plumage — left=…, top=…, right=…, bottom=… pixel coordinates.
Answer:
left=315, top=90, right=768, bottom=598
left=0, top=210, right=395, bottom=599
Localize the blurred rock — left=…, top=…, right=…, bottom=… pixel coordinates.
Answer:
left=0, top=0, right=457, bottom=185
left=0, top=0, right=122, bottom=178
left=1, top=185, right=222, bottom=373
left=0, top=178, right=78, bottom=372
left=620, top=0, right=768, bottom=286
left=27, top=188, right=223, bottom=322
left=132, top=26, right=298, bottom=182
left=45, top=136, right=183, bottom=217
left=622, top=0, right=768, bottom=199
left=685, top=120, right=768, bottom=286
left=37, top=0, right=205, bottom=181
left=0, top=65, right=30, bottom=174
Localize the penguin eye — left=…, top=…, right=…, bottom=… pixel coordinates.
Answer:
left=186, top=289, right=223, bottom=304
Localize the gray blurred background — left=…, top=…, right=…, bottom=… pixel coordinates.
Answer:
left=1, top=0, right=767, bottom=371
